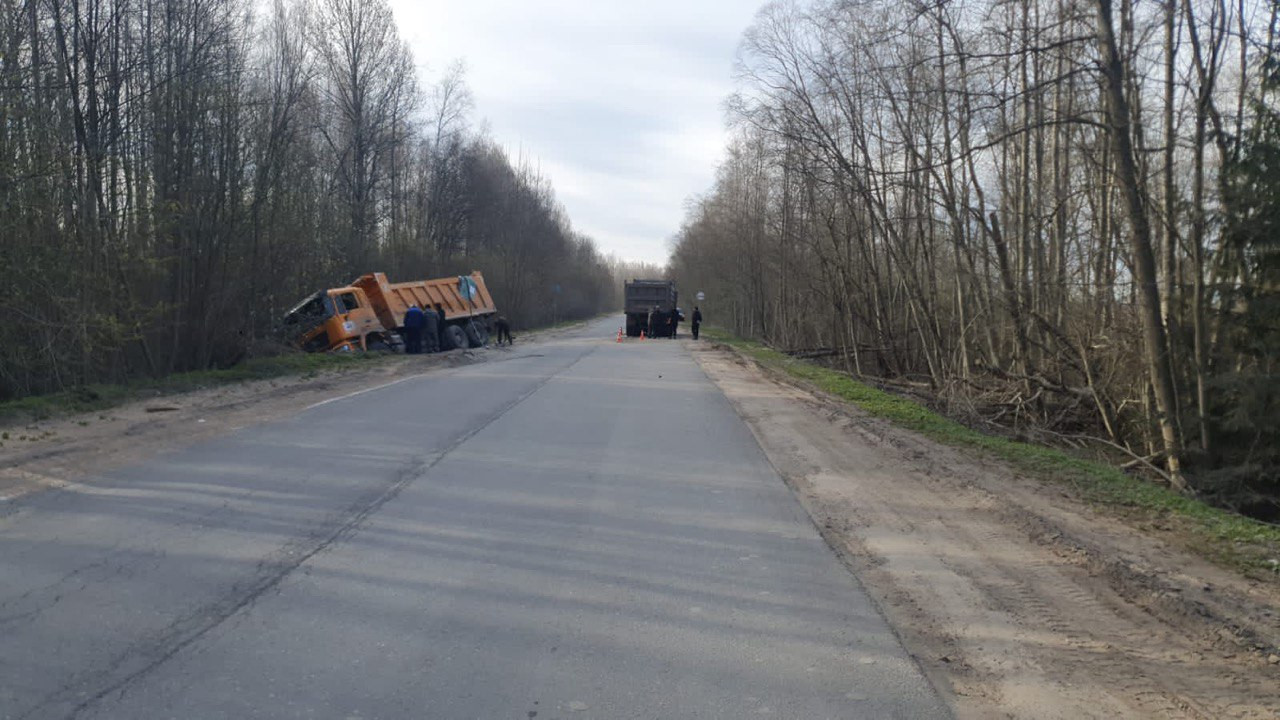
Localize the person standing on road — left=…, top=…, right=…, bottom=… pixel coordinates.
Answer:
left=495, top=315, right=513, bottom=346
left=647, top=306, right=658, bottom=337
left=403, top=304, right=425, bottom=354
left=432, top=304, right=447, bottom=350
left=691, top=306, right=703, bottom=340
left=422, top=304, right=440, bottom=353
left=670, top=308, right=680, bottom=339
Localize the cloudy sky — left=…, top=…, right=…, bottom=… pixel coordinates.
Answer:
left=387, top=1, right=762, bottom=264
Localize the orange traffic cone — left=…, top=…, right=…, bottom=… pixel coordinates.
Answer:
left=640, top=330, right=646, bottom=341
left=616, top=327, right=623, bottom=343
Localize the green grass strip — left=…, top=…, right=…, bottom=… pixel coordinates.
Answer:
left=703, top=327, right=1280, bottom=578
left=0, top=352, right=386, bottom=425
left=0, top=312, right=609, bottom=427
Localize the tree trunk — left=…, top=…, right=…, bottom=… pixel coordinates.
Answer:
left=1093, top=0, right=1189, bottom=492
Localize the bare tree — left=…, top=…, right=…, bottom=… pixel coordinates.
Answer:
left=310, top=0, right=417, bottom=270
left=673, top=0, right=1278, bottom=500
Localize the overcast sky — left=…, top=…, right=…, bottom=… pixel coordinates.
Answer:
left=387, top=1, right=761, bottom=265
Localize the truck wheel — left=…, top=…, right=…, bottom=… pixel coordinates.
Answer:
left=440, top=324, right=466, bottom=350
left=465, top=320, right=488, bottom=348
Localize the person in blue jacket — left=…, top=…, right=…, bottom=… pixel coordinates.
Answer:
left=402, top=304, right=425, bottom=354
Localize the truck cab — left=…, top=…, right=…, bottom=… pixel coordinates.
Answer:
left=282, top=287, right=385, bottom=352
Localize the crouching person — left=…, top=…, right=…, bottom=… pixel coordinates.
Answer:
left=495, top=315, right=513, bottom=346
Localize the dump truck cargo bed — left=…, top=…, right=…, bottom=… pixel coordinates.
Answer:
left=352, top=272, right=498, bottom=332
left=624, top=279, right=677, bottom=315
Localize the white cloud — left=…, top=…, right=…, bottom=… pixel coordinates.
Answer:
left=388, top=0, right=759, bottom=264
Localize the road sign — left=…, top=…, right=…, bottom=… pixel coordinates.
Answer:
left=696, top=291, right=706, bottom=301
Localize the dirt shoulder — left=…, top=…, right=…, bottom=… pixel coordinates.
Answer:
left=0, top=320, right=589, bottom=504
left=694, top=343, right=1280, bottom=720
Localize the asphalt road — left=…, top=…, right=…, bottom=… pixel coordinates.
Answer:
left=0, top=318, right=948, bottom=720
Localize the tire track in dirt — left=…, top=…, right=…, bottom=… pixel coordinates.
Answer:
left=695, top=345, right=1279, bottom=720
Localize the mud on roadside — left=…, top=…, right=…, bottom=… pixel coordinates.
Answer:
left=694, top=343, right=1279, bottom=720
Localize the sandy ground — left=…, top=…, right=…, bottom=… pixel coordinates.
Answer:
left=694, top=344, right=1280, bottom=720
left=0, top=321, right=587, bottom=503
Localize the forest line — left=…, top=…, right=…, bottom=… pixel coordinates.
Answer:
left=670, top=0, right=1279, bottom=508
left=0, top=0, right=629, bottom=401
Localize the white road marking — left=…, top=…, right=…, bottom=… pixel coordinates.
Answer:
left=304, top=374, right=430, bottom=410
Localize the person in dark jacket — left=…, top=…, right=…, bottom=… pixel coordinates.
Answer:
left=691, top=306, right=703, bottom=340
left=422, top=304, right=440, bottom=353
left=402, top=305, right=425, bottom=354
left=494, top=315, right=513, bottom=346
left=647, top=306, right=658, bottom=337
left=431, top=304, right=446, bottom=350
left=670, top=308, right=680, bottom=338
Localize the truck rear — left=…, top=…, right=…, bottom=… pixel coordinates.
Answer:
left=624, top=279, right=678, bottom=337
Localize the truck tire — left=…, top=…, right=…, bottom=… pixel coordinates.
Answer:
left=440, top=323, right=467, bottom=350
left=364, top=334, right=395, bottom=352
left=465, top=320, right=488, bottom=348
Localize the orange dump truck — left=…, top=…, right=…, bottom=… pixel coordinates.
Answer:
left=283, top=271, right=498, bottom=352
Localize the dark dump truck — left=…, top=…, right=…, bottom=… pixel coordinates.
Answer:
left=624, top=279, right=678, bottom=337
